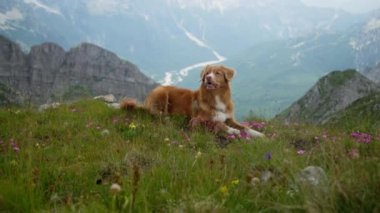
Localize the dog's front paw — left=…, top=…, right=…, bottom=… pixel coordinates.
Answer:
left=246, top=128, right=265, bottom=137
left=227, top=127, right=240, bottom=135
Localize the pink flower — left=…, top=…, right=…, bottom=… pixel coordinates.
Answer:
left=297, top=149, right=306, bottom=155
left=351, top=132, right=372, bottom=144
left=242, top=121, right=266, bottom=130
left=10, top=140, right=20, bottom=153
left=348, top=148, right=360, bottom=159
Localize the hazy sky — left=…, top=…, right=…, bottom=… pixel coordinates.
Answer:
left=301, top=0, right=380, bottom=13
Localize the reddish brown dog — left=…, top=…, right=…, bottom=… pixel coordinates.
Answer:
left=122, top=65, right=264, bottom=137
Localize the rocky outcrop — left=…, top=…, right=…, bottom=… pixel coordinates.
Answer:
left=0, top=35, right=157, bottom=105
left=275, top=69, right=380, bottom=124
left=363, top=63, right=380, bottom=83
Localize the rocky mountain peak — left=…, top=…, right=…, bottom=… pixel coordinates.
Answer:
left=0, top=36, right=158, bottom=106
left=276, top=69, right=380, bottom=124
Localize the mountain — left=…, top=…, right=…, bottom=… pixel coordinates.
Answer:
left=275, top=69, right=380, bottom=124
left=223, top=32, right=356, bottom=118
left=363, top=63, right=380, bottom=83
left=326, top=91, right=380, bottom=132
left=0, top=0, right=369, bottom=77
left=0, top=35, right=157, bottom=105
left=1, top=0, right=380, bottom=117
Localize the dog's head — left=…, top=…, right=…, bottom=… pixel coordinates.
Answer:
left=200, top=65, right=235, bottom=90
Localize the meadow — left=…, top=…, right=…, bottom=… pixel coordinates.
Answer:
left=0, top=100, right=379, bottom=212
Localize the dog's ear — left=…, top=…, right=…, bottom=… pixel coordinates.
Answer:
left=223, top=66, right=235, bottom=81
left=200, top=65, right=211, bottom=81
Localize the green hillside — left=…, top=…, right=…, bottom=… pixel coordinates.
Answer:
left=0, top=100, right=379, bottom=212
left=327, top=91, right=380, bottom=133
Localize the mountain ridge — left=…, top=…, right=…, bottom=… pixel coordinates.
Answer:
left=0, top=35, right=157, bottom=106
left=275, top=69, right=380, bottom=124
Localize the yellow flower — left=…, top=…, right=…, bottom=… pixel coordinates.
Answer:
left=231, top=179, right=240, bottom=186
left=219, top=185, right=229, bottom=196
left=128, top=122, right=137, bottom=129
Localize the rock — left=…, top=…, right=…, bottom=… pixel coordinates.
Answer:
left=94, top=94, right=117, bottom=103
left=298, top=166, right=327, bottom=186
left=38, top=102, right=61, bottom=111
left=261, top=170, right=273, bottom=182
left=107, top=103, right=121, bottom=109
left=0, top=36, right=158, bottom=106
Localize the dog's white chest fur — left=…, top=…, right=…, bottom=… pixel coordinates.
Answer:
left=213, top=96, right=229, bottom=122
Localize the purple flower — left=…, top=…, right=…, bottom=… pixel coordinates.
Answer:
left=264, top=151, right=272, bottom=160
left=351, top=132, right=372, bottom=144
left=242, top=121, right=266, bottom=130
left=10, top=140, right=20, bottom=152
left=239, top=130, right=251, bottom=140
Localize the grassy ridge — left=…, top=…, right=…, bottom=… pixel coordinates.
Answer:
left=0, top=100, right=379, bottom=212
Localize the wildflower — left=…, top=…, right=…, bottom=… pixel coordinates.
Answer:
left=110, top=183, right=122, bottom=194
left=264, top=151, right=272, bottom=160
left=86, top=122, right=93, bottom=128
left=239, top=130, right=251, bottom=140
left=219, top=185, right=229, bottom=196
left=348, top=148, right=360, bottom=159
left=227, top=134, right=237, bottom=139
left=112, top=117, right=119, bottom=124
left=297, top=149, right=306, bottom=155
left=322, top=132, right=328, bottom=140
left=195, top=151, right=202, bottom=159
left=11, top=140, right=20, bottom=152
left=351, top=132, right=372, bottom=144
left=101, top=129, right=110, bottom=136
left=231, top=179, right=240, bottom=185
left=178, top=144, right=184, bottom=149
left=242, top=121, right=266, bottom=130
left=251, top=177, right=260, bottom=185
left=164, top=137, right=170, bottom=142
left=128, top=122, right=137, bottom=129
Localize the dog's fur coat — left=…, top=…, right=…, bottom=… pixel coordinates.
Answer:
left=121, top=65, right=264, bottom=137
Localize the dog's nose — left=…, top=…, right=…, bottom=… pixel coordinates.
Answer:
left=206, top=76, right=212, bottom=81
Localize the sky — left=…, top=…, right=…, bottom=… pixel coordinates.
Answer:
left=301, top=0, right=380, bottom=13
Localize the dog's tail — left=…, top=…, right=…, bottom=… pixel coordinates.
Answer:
left=120, top=97, right=144, bottom=111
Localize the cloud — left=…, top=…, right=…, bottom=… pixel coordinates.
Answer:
left=24, top=0, right=62, bottom=15
left=86, top=0, right=131, bottom=15
left=170, top=0, right=241, bottom=12
left=301, top=0, right=380, bottom=13
left=0, top=8, right=24, bottom=30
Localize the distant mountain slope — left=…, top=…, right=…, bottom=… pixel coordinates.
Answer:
left=275, top=69, right=380, bottom=124
left=223, top=32, right=356, bottom=118
left=363, top=63, right=380, bottom=83
left=326, top=91, right=380, bottom=132
left=0, top=35, right=157, bottom=105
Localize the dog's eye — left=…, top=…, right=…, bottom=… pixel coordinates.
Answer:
left=216, top=72, right=221, bottom=75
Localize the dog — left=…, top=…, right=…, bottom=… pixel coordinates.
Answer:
left=121, top=64, right=264, bottom=137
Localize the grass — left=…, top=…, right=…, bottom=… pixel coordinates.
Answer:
left=0, top=100, right=379, bottom=212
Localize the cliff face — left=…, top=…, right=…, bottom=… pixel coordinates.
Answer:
left=0, top=36, right=157, bottom=105
left=276, top=70, right=380, bottom=124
